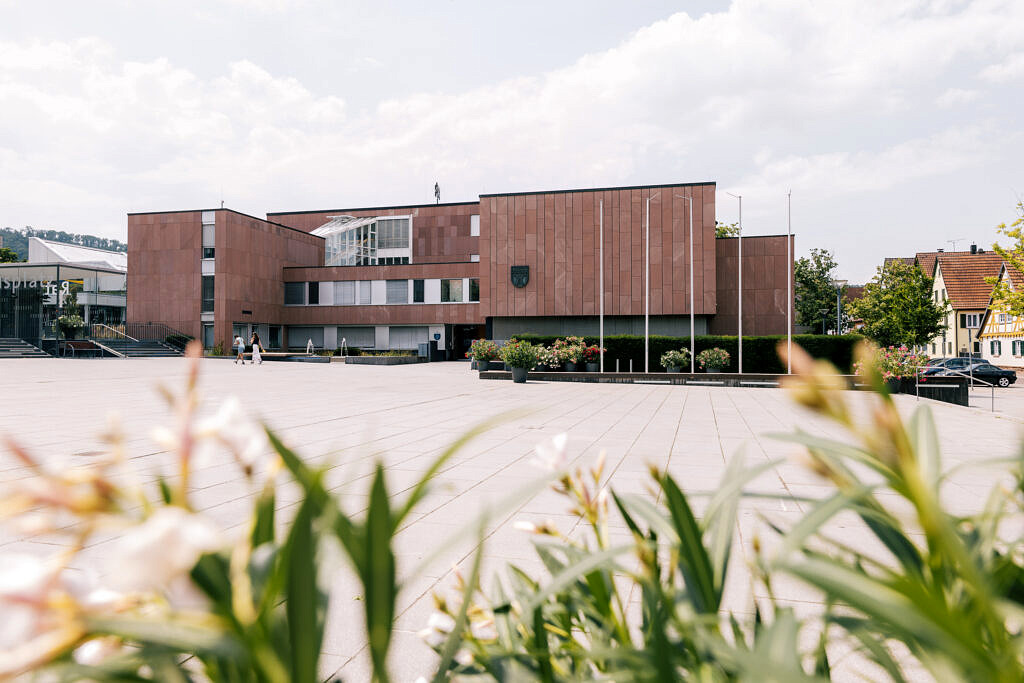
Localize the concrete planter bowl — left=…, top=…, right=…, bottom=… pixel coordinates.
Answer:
left=705, top=367, right=721, bottom=373
left=585, top=362, right=600, bottom=372
left=666, top=366, right=682, bottom=373
left=510, top=367, right=529, bottom=383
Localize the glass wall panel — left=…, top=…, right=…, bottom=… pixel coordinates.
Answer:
left=469, top=278, right=479, bottom=302
left=441, top=279, right=463, bottom=303
left=201, top=276, right=214, bottom=312
left=307, top=282, right=319, bottom=305
left=284, top=282, right=304, bottom=305
left=334, top=281, right=356, bottom=305
left=358, top=281, right=371, bottom=305
left=386, top=279, right=408, bottom=304
left=413, top=279, right=425, bottom=303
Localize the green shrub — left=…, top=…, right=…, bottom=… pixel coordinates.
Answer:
left=659, top=348, right=690, bottom=369
left=510, top=333, right=864, bottom=373
left=499, top=339, right=537, bottom=369
left=696, top=347, right=730, bottom=369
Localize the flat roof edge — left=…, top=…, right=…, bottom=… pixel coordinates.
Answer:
left=126, top=208, right=323, bottom=238
left=480, top=181, right=717, bottom=198
left=268, top=201, right=480, bottom=216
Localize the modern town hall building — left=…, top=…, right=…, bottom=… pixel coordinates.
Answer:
left=127, top=181, right=794, bottom=357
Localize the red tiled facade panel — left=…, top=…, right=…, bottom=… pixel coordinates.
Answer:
left=478, top=184, right=717, bottom=319
left=710, top=235, right=795, bottom=335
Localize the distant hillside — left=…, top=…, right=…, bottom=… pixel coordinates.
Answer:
left=0, top=227, right=127, bottom=261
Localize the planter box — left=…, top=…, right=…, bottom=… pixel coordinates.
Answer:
left=345, top=356, right=423, bottom=366
left=585, top=362, right=600, bottom=372
left=511, top=367, right=529, bottom=383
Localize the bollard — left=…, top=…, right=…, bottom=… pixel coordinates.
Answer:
left=629, top=359, right=633, bottom=373
left=616, top=358, right=619, bottom=373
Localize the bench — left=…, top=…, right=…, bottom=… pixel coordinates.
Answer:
left=63, top=340, right=101, bottom=358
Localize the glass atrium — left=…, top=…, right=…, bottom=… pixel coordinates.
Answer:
left=312, top=215, right=412, bottom=266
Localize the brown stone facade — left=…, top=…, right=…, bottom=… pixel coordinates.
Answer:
left=710, top=235, right=795, bottom=335
left=127, top=182, right=795, bottom=353
left=268, top=202, right=479, bottom=264
left=479, top=183, right=716, bottom=319
left=128, top=209, right=323, bottom=348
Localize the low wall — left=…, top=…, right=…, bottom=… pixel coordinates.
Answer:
left=345, top=356, right=424, bottom=366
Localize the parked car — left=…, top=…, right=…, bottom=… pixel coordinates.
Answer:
left=934, top=362, right=1016, bottom=387
left=920, top=357, right=992, bottom=377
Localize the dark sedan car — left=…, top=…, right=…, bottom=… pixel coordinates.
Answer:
left=919, top=357, right=992, bottom=377
left=934, top=362, right=1017, bottom=387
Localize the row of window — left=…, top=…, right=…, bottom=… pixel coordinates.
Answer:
left=959, top=313, right=980, bottom=329
left=990, top=340, right=1024, bottom=356
left=285, top=278, right=480, bottom=306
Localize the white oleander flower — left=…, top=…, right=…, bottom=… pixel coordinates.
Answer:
left=73, top=637, right=123, bottom=666
left=195, top=396, right=269, bottom=474
left=418, top=611, right=457, bottom=648
left=108, top=506, right=221, bottom=592
left=530, top=433, right=568, bottom=472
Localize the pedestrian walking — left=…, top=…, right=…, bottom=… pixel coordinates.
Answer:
left=250, top=331, right=263, bottom=365
left=234, top=335, right=246, bottom=365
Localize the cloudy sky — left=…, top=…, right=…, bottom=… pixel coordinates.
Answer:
left=2, top=0, right=1022, bottom=282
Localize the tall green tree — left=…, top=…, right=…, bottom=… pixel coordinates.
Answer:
left=989, top=201, right=1024, bottom=315
left=847, top=260, right=948, bottom=348
left=715, top=221, right=740, bottom=238
left=0, top=246, right=20, bottom=262
left=794, top=248, right=845, bottom=333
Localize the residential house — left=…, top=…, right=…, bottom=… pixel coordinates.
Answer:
left=977, top=263, right=1024, bottom=369
left=927, top=249, right=1004, bottom=357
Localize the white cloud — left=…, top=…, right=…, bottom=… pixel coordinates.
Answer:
left=0, top=0, right=1022, bottom=283
left=979, top=51, right=1024, bottom=82
left=936, top=87, right=980, bottom=107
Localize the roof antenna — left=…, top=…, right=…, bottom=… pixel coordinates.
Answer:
left=947, top=238, right=965, bottom=252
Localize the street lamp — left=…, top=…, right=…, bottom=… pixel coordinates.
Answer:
left=832, top=279, right=847, bottom=334
left=675, top=194, right=696, bottom=373
left=725, top=191, right=742, bottom=373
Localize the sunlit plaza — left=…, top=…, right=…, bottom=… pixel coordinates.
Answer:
left=1, top=359, right=1020, bottom=679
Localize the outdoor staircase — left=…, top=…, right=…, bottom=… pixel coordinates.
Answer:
left=0, top=338, right=51, bottom=359
left=99, top=339, right=183, bottom=358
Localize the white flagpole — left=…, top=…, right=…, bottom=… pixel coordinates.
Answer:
left=787, top=190, right=792, bottom=374
left=645, top=195, right=650, bottom=374
left=599, top=200, right=604, bottom=373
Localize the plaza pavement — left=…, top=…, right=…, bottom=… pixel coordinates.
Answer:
left=0, top=358, right=1022, bottom=680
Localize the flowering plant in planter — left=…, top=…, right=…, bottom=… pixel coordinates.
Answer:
left=660, top=348, right=691, bottom=370
left=535, top=346, right=560, bottom=368
left=581, top=345, right=604, bottom=363
left=499, top=339, right=537, bottom=369
left=552, top=337, right=585, bottom=363
left=467, top=338, right=499, bottom=362
left=852, top=344, right=928, bottom=380
left=696, top=347, right=730, bottom=370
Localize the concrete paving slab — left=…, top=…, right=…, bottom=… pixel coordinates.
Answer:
left=0, top=357, right=1021, bottom=680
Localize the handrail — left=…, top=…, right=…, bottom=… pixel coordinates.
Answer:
left=917, top=365, right=995, bottom=412
left=92, top=323, right=138, bottom=342
left=90, top=340, right=125, bottom=359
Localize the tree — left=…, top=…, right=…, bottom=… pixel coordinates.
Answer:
left=989, top=201, right=1024, bottom=315
left=794, top=248, right=845, bottom=333
left=846, top=260, right=949, bottom=348
left=0, top=246, right=20, bottom=262
left=715, top=221, right=739, bottom=238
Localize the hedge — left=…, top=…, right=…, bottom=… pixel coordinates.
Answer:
left=507, top=333, right=865, bottom=374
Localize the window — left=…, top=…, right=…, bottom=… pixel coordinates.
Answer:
left=961, top=313, right=980, bottom=328
left=334, top=281, right=356, bottom=305
left=991, top=340, right=1002, bottom=355
left=441, top=279, right=463, bottom=303
left=285, top=282, right=305, bottom=305
left=470, top=215, right=480, bottom=237
left=1014, top=340, right=1023, bottom=357
left=973, top=341, right=980, bottom=353
left=307, top=282, right=319, bottom=305
left=377, top=217, right=410, bottom=249
left=386, top=279, right=408, bottom=304
left=469, top=278, right=479, bottom=302
left=942, top=289, right=947, bottom=301
left=358, top=281, right=371, bottom=305
left=202, top=224, right=215, bottom=259
left=413, top=279, right=425, bottom=303
left=269, top=326, right=281, bottom=349
left=931, top=343, right=936, bottom=354
left=201, top=276, right=214, bottom=312
left=202, top=324, right=214, bottom=348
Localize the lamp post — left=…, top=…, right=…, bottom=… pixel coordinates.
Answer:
left=675, top=194, right=696, bottom=373
left=644, top=192, right=660, bottom=373
left=599, top=200, right=604, bottom=373
left=725, top=192, right=742, bottom=373
left=832, top=279, right=848, bottom=334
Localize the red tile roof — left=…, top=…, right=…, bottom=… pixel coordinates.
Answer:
left=935, top=252, right=1005, bottom=309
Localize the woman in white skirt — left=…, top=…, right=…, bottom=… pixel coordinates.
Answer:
left=249, top=331, right=263, bottom=365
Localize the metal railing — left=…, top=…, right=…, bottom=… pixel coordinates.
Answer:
left=917, top=365, right=995, bottom=412
left=89, top=323, right=138, bottom=342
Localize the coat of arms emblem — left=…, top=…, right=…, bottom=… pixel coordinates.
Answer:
left=510, top=265, right=529, bottom=288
